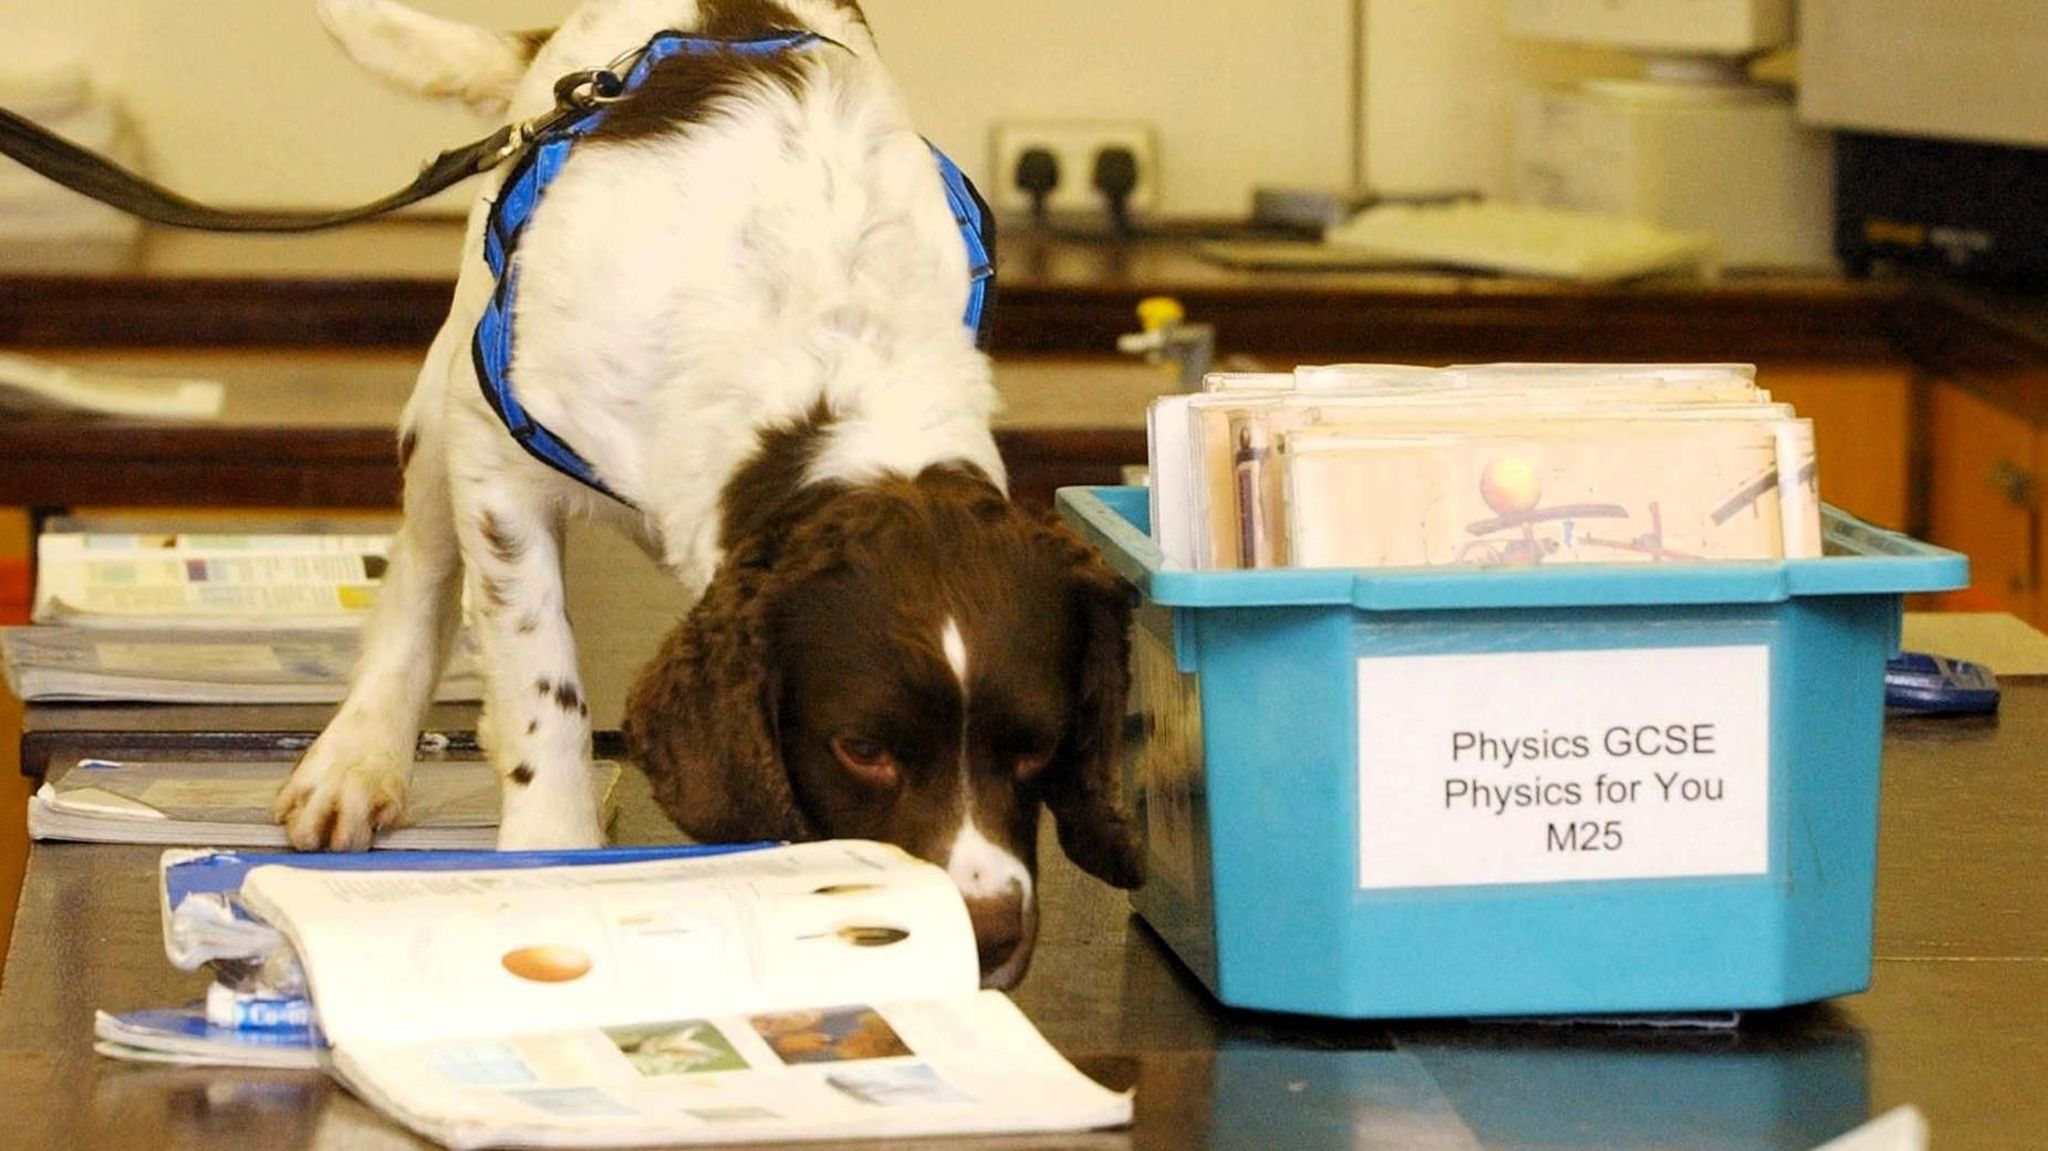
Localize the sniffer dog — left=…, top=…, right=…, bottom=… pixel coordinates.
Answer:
left=274, top=0, right=1141, bottom=987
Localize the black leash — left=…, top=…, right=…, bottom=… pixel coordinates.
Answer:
left=0, top=65, right=626, bottom=233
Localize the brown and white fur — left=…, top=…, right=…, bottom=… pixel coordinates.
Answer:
left=274, top=0, right=1141, bottom=987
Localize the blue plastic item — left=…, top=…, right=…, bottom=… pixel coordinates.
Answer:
left=1057, top=486, right=1968, bottom=1020
left=1885, top=650, right=2001, bottom=714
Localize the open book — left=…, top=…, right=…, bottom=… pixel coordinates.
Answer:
left=222, top=841, right=1129, bottom=1148
left=96, top=847, right=773, bottom=1074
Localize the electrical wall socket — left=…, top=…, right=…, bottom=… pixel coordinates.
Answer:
left=988, top=119, right=1159, bottom=220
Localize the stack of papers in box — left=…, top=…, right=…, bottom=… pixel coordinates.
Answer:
left=1146, top=362, right=1821, bottom=572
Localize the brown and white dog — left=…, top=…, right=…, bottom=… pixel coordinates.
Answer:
left=273, top=0, right=1140, bottom=987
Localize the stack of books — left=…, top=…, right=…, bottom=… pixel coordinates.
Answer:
left=0, top=525, right=483, bottom=704
left=1146, top=363, right=1821, bottom=571
left=3, top=521, right=512, bottom=850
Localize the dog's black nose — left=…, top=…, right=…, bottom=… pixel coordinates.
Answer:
left=964, top=890, right=1033, bottom=989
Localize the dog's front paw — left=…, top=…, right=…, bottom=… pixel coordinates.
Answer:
left=273, top=746, right=412, bottom=852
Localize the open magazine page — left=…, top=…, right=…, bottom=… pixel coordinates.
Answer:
left=32, top=533, right=391, bottom=628
left=336, top=990, right=1130, bottom=1150
left=240, top=841, right=981, bottom=1048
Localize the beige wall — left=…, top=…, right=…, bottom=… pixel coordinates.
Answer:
left=1, top=0, right=1368, bottom=218
left=870, top=0, right=1357, bottom=216
left=1363, top=0, right=1634, bottom=198
left=1, top=1, right=1624, bottom=219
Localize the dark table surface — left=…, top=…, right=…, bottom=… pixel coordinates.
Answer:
left=2, top=528, right=2043, bottom=1150
left=0, top=350, right=1173, bottom=512
left=7, top=232, right=2044, bottom=521
left=17, top=225, right=2042, bottom=519
left=0, top=222, right=1914, bottom=363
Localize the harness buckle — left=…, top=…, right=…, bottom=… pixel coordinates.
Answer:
left=493, top=57, right=638, bottom=167
left=552, top=68, right=630, bottom=111
left=552, top=38, right=652, bottom=112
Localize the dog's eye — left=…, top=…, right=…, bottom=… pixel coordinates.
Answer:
left=830, top=736, right=900, bottom=786
left=1014, top=746, right=1054, bottom=782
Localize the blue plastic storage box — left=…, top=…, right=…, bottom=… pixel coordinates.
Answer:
left=1057, top=486, right=1968, bottom=1019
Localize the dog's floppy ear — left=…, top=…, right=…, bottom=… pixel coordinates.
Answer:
left=624, top=542, right=815, bottom=845
left=316, top=0, right=551, bottom=117
left=1039, top=523, right=1145, bottom=890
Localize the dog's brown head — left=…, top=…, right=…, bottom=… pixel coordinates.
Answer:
left=625, top=450, right=1141, bottom=989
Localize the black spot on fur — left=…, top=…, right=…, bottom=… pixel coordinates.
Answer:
left=526, top=718, right=539, bottom=735
left=535, top=677, right=553, bottom=696
left=480, top=511, right=524, bottom=565
left=510, top=763, right=536, bottom=786
left=582, top=37, right=810, bottom=147
left=517, top=613, right=539, bottom=635
left=553, top=680, right=584, bottom=713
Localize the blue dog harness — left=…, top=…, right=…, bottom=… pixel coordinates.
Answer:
left=473, top=29, right=996, bottom=503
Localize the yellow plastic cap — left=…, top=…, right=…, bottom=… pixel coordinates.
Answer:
left=1137, top=296, right=1185, bottom=332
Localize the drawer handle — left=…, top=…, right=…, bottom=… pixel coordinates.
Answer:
left=1989, top=460, right=2037, bottom=507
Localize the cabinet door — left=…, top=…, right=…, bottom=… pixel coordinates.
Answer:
left=1757, top=364, right=1913, bottom=530
left=1927, top=382, right=2037, bottom=620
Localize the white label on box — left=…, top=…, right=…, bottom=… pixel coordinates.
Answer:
left=1356, top=645, right=1770, bottom=890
